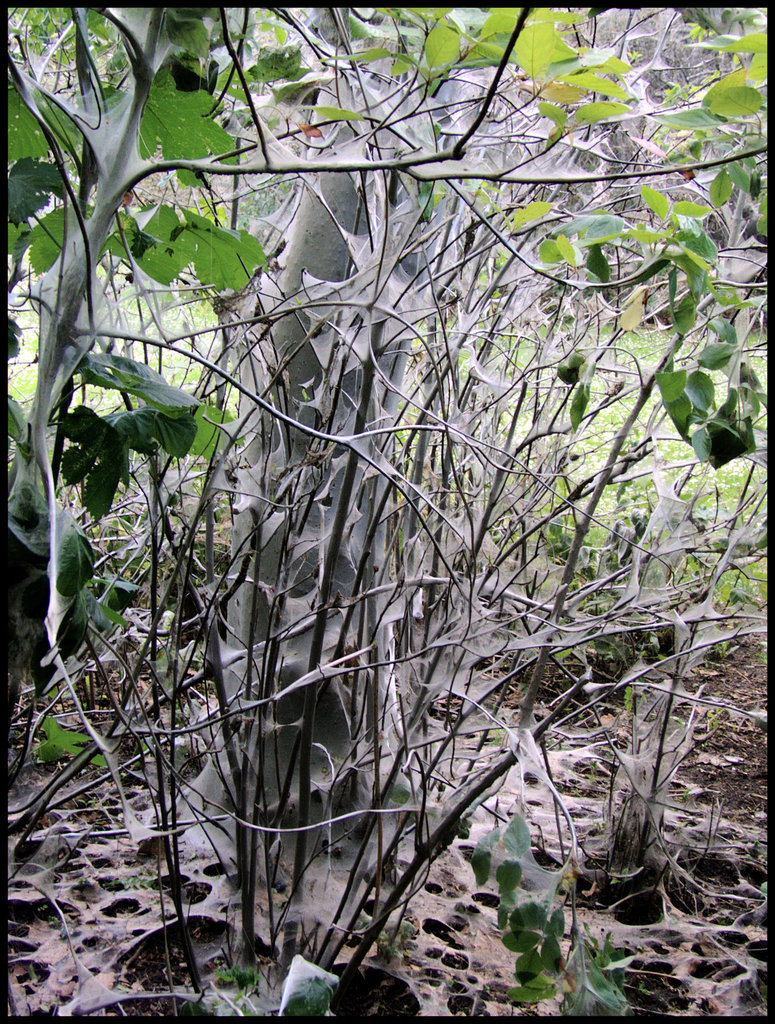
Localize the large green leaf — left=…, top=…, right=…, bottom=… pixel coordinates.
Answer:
left=673, top=201, right=711, bottom=218
left=652, top=109, right=726, bottom=129
left=471, top=827, right=502, bottom=885
left=656, top=370, right=687, bottom=403
left=641, top=186, right=669, bottom=220
left=496, top=860, right=522, bottom=894
left=671, top=291, right=697, bottom=334
left=709, top=169, right=733, bottom=208
left=586, top=244, right=610, bottom=282
left=575, top=101, right=629, bottom=123
left=8, top=158, right=62, bottom=225
left=699, top=341, right=736, bottom=370
left=558, top=70, right=628, bottom=100
left=707, top=417, right=755, bottom=468
left=163, top=8, right=219, bottom=60
left=177, top=212, right=265, bottom=291
left=153, top=410, right=197, bottom=457
left=571, top=382, right=591, bottom=430
left=28, top=207, right=65, bottom=274
left=515, top=22, right=556, bottom=78
left=105, top=406, right=161, bottom=454
left=190, top=404, right=236, bottom=459
left=512, top=201, right=553, bottom=229
left=56, top=524, right=94, bottom=597
left=424, top=23, right=460, bottom=68
left=707, top=86, right=763, bottom=117
left=8, top=84, right=50, bottom=160
left=685, top=370, right=715, bottom=413
left=80, top=352, right=199, bottom=412
left=248, top=44, right=306, bottom=83
left=502, top=813, right=531, bottom=859
left=139, top=70, right=235, bottom=161
left=313, top=105, right=364, bottom=122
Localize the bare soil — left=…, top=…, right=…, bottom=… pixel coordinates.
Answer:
left=8, top=635, right=767, bottom=1016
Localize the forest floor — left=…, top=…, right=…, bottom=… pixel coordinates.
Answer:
left=8, top=633, right=767, bottom=1016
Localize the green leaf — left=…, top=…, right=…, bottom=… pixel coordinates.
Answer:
left=586, top=244, right=610, bottom=282
left=707, top=86, right=762, bottom=117
left=280, top=958, right=338, bottom=1016
left=105, top=407, right=160, bottom=454
left=80, top=353, right=200, bottom=412
left=503, top=929, right=542, bottom=953
left=709, top=317, right=737, bottom=345
left=153, top=411, right=197, bottom=457
left=652, top=109, right=726, bottom=129
left=496, top=860, right=522, bottom=894
left=707, top=416, right=755, bottom=468
left=538, top=239, right=561, bottom=264
left=540, top=935, right=563, bottom=972
left=673, top=201, right=711, bottom=218
left=538, top=101, right=567, bottom=128
left=685, top=370, right=715, bottom=413
left=698, top=32, right=768, bottom=53
left=36, top=716, right=106, bottom=766
left=515, top=946, right=546, bottom=984
left=8, top=397, right=26, bottom=440
left=558, top=352, right=586, bottom=386
left=178, top=212, right=265, bottom=290
left=575, top=100, right=629, bottom=123
left=557, top=70, right=628, bottom=100
left=726, top=160, right=751, bottom=193
left=677, top=222, right=717, bottom=267
left=508, top=977, right=556, bottom=1003
left=511, top=201, right=553, bottom=229
left=60, top=408, right=125, bottom=519
left=180, top=1000, right=210, bottom=1016
left=571, top=382, right=590, bottom=430
left=83, top=456, right=124, bottom=521
left=8, top=158, right=62, bottom=225
left=747, top=51, right=767, bottom=82
left=555, top=233, right=577, bottom=267
left=672, top=292, right=697, bottom=334
left=61, top=442, right=99, bottom=485
left=424, top=23, right=460, bottom=67
left=664, top=393, right=693, bottom=438
left=56, top=525, right=94, bottom=597
left=313, top=105, right=364, bottom=122
left=163, top=8, right=218, bottom=61
left=641, top=186, right=669, bottom=220
left=190, top=404, right=235, bottom=459
left=8, top=84, right=50, bottom=160
left=502, top=814, right=531, bottom=858
left=100, top=578, right=139, bottom=614
left=248, top=44, right=304, bottom=83
left=656, top=370, right=687, bottom=403
left=575, top=213, right=626, bottom=244
left=9, top=317, right=22, bottom=361
left=28, top=207, right=65, bottom=274
left=698, top=342, right=736, bottom=371
left=471, top=828, right=501, bottom=885
left=701, top=68, right=747, bottom=109
left=515, top=22, right=557, bottom=78
left=335, top=47, right=392, bottom=65
left=691, top=425, right=711, bottom=462
left=709, top=169, right=733, bottom=208
left=482, top=9, right=521, bottom=38
left=140, top=70, right=235, bottom=161
left=547, top=907, right=565, bottom=938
